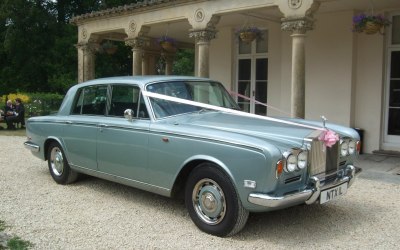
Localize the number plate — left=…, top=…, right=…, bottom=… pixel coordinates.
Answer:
left=320, top=182, right=348, bottom=204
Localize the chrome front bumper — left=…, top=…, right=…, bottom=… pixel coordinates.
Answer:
left=24, top=141, right=40, bottom=153
left=248, top=165, right=362, bottom=208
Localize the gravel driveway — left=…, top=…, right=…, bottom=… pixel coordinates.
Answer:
left=1, top=136, right=399, bottom=249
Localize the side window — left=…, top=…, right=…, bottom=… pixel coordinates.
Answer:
left=109, top=85, right=149, bottom=118
left=71, top=85, right=107, bottom=115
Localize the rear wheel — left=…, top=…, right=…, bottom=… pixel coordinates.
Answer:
left=47, top=142, right=78, bottom=184
left=185, top=163, right=249, bottom=237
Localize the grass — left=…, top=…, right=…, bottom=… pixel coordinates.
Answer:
left=6, top=237, right=32, bottom=250
left=0, top=220, right=33, bottom=250
left=0, top=123, right=26, bottom=137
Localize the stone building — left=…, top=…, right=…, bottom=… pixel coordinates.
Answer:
left=70, top=0, right=400, bottom=154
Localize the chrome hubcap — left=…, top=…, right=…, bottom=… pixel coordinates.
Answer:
left=50, top=147, right=64, bottom=176
left=192, top=178, right=226, bottom=225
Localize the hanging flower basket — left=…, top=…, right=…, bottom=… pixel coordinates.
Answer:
left=364, top=21, right=382, bottom=34
left=101, top=41, right=118, bottom=55
left=235, top=26, right=262, bottom=44
left=157, top=36, right=176, bottom=52
left=160, top=41, right=174, bottom=51
left=352, top=13, right=391, bottom=35
left=239, top=31, right=257, bottom=43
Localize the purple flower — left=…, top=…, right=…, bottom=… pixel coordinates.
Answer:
left=352, top=13, right=391, bottom=33
left=157, top=36, right=175, bottom=44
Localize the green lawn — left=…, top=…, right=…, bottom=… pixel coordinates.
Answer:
left=0, top=123, right=26, bottom=136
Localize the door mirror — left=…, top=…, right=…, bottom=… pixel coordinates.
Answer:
left=124, top=109, right=134, bottom=121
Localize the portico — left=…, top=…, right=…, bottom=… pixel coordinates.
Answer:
left=71, top=0, right=400, bottom=154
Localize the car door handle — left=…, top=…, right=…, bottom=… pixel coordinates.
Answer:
left=65, top=121, right=73, bottom=125
left=99, top=124, right=108, bottom=128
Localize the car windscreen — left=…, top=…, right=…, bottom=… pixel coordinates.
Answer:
left=146, top=81, right=239, bottom=118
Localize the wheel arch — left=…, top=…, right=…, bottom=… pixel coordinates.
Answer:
left=171, top=155, right=235, bottom=199
left=43, top=137, right=65, bottom=161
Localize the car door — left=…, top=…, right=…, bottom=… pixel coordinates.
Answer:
left=96, top=84, right=150, bottom=183
left=63, top=85, right=108, bottom=170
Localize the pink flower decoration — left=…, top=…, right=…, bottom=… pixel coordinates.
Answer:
left=319, top=130, right=339, bottom=148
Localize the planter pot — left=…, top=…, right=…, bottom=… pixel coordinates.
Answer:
left=364, top=21, right=382, bottom=35
left=105, top=47, right=117, bottom=55
left=239, top=31, right=257, bottom=43
left=160, top=41, right=175, bottom=52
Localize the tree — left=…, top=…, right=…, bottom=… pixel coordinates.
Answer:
left=0, top=0, right=194, bottom=96
left=0, top=0, right=59, bottom=93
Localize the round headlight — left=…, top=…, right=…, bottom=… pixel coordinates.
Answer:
left=297, top=151, right=308, bottom=169
left=286, top=154, right=297, bottom=172
left=348, top=140, right=356, bottom=155
left=341, top=141, right=349, bottom=156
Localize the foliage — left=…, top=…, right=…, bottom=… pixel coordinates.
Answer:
left=352, top=13, right=391, bottom=33
left=95, top=42, right=132, bottom=78
left=0, top=0, right=144, bottom=96
left=1, top=92, right=63, bottom=116
left=0, top=220, right=33, bottom=250
left=173, top=49, right=195, bottom=76
left=0, top=0, right=194, bottom=95
left=7, top=236, right=32, bottom=250
left=24, top=92, right=64, bottom=116
left=1, top=93, right=30, bottom=105
left=235, top=25, right=263, bottom=39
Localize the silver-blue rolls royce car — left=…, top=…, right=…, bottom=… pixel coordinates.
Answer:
left=24, top=76, right=361, bottom=237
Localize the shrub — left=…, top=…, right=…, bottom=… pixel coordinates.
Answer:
left=1, top=92, right=64, bottom=117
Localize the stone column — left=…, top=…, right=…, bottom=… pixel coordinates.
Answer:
left=75, top=41, right=97, bottom=83
left=189, top=29, right=217, bottom=78
left=125, top=37, right=145, bottom=76
left=282, top=17, right=314, bottom=118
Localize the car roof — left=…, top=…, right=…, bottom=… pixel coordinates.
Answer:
left=77, top=75, right=212, bottom=88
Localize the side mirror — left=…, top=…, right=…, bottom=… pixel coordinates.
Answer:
left=124, top=109, right=134, bottom=121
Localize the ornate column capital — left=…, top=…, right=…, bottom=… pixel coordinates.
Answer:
left=189, top=28, right=217, bottom=44
left=75, top=41, right=98, bottom=55
left=124, top=37, right=145, bottom=49
left=281, top=16, right=314, bottom=34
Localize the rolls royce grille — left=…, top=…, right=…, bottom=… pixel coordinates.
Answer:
left=309, top=140, right=339, bottom=176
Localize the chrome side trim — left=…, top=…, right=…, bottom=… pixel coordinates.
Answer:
left=24, top=141, right=40, bottom=153
left=248, top=165, right=362, bottom=208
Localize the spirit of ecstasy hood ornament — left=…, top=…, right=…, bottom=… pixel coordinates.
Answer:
left=321, top=115, right=327, bottom=128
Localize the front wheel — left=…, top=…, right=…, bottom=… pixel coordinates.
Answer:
left=47, top=142, right=78, bottom=184
left=185, top=163, right=249, bottom=237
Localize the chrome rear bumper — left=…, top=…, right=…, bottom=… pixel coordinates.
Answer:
left=24, top=141, right=40, bottom=153
left=248, top=165, right=362, bottom=208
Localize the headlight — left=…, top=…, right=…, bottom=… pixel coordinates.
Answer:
left=348, top=140, right=357, bottom=155
left=340, top=141, right=349, bottom=156
left=285, top=154, right=297, bottom=172
left=297, top=151, right=308, bottom=169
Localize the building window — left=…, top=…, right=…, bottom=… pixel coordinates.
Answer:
left=384, top=13, right=400, bottom=144
left=236, top=30, right=268, bottom=115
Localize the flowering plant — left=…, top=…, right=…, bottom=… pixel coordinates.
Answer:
left=235, top=26, right=261, bottom=37
left=235, top=26, right=263, bottom=42
left=235, top=26, right=262, bottom=35
left=157, top=36, right=175, bottom=45
left=352, top=13, right=391, bottom=33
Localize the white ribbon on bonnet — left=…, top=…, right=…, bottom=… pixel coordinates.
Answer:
left=142, top=91, right=326, bottom=131
left=142, top=91, right=340, bottom=147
